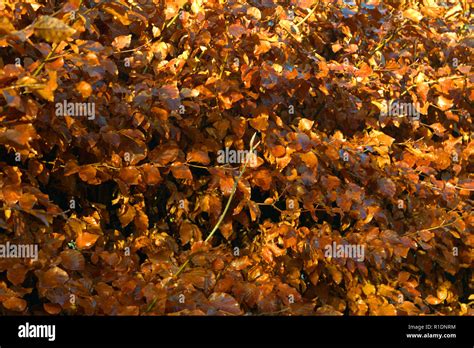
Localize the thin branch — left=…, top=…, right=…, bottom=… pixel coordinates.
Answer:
left=165, top=11, right=181, bottom=29
left=404, top=217, right=463, bottom=237
left=453, top=185, right=474, bottom=191
left=295, top=0, right=320, bottom=27
left=32, top=43, right=59, bottom=77
left=0, top=83, right=46, bottom=92
left=174, top=133, right=258, bottom=277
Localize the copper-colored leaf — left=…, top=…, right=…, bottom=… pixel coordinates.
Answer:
left=377, top=178, right=396, bottom=198
left=44, top=303, right=62, bottom=314
left=118, top=204, right=136, bottom=227
left=228, top=24, right=246, bottom=38
left=252, top=169, right=272, bottom=190
left=171, top=163, right=193, bottom=180
left=179, top=221, right=202, bottom=245
left=42, top=266, right=69, bottom=287
left=119, top=167, right=141, bottom=185
left=208, top=292, right=243, bottom=315
left=60, top=249, right=85, bottom=270
left=78, top=165, right=98, bottom=184
left=151, top=144, right=179, bottom=165
left=141, top=164, right=162, bottom=185
left=7, top=264, right=28, bottom=286
left=186, top=150, right=210, bottom=165
left=0, top=124, right=36, bottom=147
left=3, top=297, right=27, bottom=312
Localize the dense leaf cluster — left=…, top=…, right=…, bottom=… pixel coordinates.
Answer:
left=0, top=0, right=472, bottom=315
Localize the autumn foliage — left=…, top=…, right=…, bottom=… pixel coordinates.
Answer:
left=0, top=0, right=472, bottom=316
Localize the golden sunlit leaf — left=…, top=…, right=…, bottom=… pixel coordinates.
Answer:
left=112, top=34, right=131, bottom=50
left=33, top=16, right=76, bottom=43
left=436, top=95, right=453, bottom=111
left=76, top=232, right=99, bottom=249
left=425, top=295, right=442, bottom=305
left=403, top=9, right=423, bottom=23
left=76, top=81, right=93, bottom=98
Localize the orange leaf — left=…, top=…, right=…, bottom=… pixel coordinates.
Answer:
left=179, top=221, right=201, bottom=245
left=7, top=264, right=28, bottom=286
left=151, top=144, right=179, bottom=165
left=300, top=151, right=318, bottom=169
left=425, top=295, right=442, bottom=305
left=75, top=81, right=92, bottom=98
left=78, top=165, right=98, bottom=184
left=141, top=164, right=162, bottom=185
left=118, top=204, right=136, bottom=227
left=3, top=297, right=27, bottom=312
left=171, top=163, right=193, bottom=180
left=76, top=232, right=99, bottom=249
left=44, top=303, right=62, bottom=314
left=186, top=150, right=210, bottom=165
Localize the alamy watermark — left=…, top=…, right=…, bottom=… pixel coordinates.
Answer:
left=0, top=242, right=38, bottom=261
left=217, top=147, right=257, bottom=166
left=380, top=100, right=420, bottom=121
left=324, top=242, right=365, bottom=262
left=18, top=323, right=55, bottom=341
left=55, top=100, right=95, bottom=120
